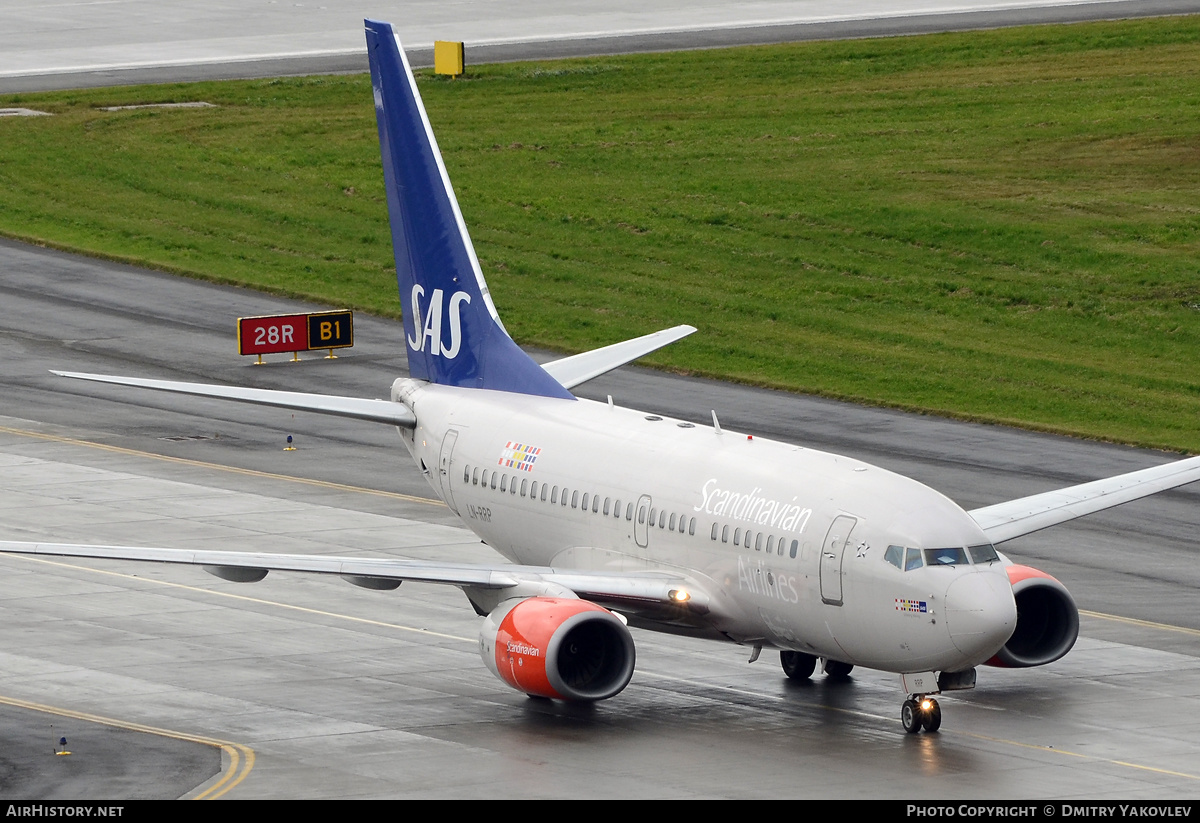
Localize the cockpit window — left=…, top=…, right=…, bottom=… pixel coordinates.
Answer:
left=884, top=545, right=904, bottom=569
left=925, top=547, right=969, bottom=566
left=904, top=547, right=923, bottom=571
left=968, top=544, right=1000, bottom=564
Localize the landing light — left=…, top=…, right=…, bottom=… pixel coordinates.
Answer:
left=920, top=698, right=934, bottom=711
left=668, top=588, right=691, bottom=603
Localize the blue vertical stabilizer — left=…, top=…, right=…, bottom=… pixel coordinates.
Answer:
left=365, top=20, right=573, bottom=399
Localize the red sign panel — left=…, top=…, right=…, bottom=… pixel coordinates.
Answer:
left=238, top=313, right=309, bottom=355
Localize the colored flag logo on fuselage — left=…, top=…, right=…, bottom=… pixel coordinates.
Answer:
left=499, top=441, right=542, bottom=472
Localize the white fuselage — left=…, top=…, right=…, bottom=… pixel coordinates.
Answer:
left=394, top=378, right=1017, bottom=676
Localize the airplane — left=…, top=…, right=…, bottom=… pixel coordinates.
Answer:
left=4, top=18, right=1200, bottom=734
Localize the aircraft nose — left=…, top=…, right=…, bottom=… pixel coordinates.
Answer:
left=944, top=571, right=1017, bottom=661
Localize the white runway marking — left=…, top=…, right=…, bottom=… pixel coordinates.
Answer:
left=0, top=0, right=1141, bottom=77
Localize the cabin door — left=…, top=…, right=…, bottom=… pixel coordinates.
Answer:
left=439, top=429, right=460, bottom=514
left=819, top=515, right=857, bottom=606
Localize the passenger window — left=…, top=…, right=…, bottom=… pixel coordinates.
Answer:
left=592, top=496, right=599, bottom=513
left=734, top=528, right=742, bottom=546
left=649, top=507, right=657, bottom=525
left=510, top=478, right=517, bottom=495
left=582, top=493, right=590, bottom=510
left=500, top=475, right=508, bottom=492
left=530, top=481, right=537, bottom=499
left=541, top=485, right=548, bottom=502
left=659, top=510, right=666, bottom=529
left=562, top=487, right=570, bottom=507
left=572, top=491, right=579, bottom=509
left=521, top=479, right=528, bottom=497
left=689, top=518, right=696, bottom=536
left=710, top=523, right=719, bottom=540
left=489, top=473, right=497, bottom=490
left=789, top=539, right=798, bottom=559
left=905, top=547, right=923, bottom=571
left=755, top=533, right=763, bottom=552
left=669, top=513, right=677, bottom=531
left=472, top=468, right=479, bottom=486
left=604, top=498, right=611, bottom=516
left=884, top=545, right=904, bottom=569
left=463, top=466, right=470, bottom=483
left=638, top=506, right=646, bottom=524
left=626, top=502, right=634, bottom=521
left=722, top=525, right=729, bottom=543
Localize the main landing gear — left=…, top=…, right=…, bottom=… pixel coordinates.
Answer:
left=780, top=650, right=816, bottom=680
left=824, top=659, right=854, bottom=679
left=779, top=652, right=855, bottom=681
left=901, top=695, right=941, bottom=733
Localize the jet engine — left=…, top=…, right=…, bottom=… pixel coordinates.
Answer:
left=985, top=564, right=1079, bottom=668
left=480, top=597, right=636, bottom=700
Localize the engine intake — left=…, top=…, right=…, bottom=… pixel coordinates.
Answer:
left=481, top=597, right=636, bottom=701
left=986, top=564, right=1079, bottom=668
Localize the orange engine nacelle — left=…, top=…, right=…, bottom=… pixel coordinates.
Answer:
left=985, top=564, right=1079, bottom=668
left=480, top=597, right=636, bottom=700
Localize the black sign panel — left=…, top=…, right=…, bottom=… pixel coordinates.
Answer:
left=306, top=310, right=354, bottom=350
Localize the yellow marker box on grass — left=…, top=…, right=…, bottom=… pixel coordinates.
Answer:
left=434, top=41, right=464, bottom=77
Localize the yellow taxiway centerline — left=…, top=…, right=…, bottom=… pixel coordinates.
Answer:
left=0, top=693, right=255, bottom=799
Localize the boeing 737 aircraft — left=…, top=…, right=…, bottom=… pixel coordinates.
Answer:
left=4, top=20, right=1200, bottom=734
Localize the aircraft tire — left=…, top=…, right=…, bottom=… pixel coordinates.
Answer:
left=780, top=651, right=817, bottom=680
left=922, top=699, right=942, bottom=733
left=825, top=659, right=854, bottom=678
left=901, top=699, right=922, bottom=733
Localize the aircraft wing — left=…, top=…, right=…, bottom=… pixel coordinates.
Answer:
left=541, top=325, right=697, bottom=390
left=52, top=370, right=416, bottom=427
left=0, top=541, right=707, bottom=615
left=968, top=454, right=1200, bottom=544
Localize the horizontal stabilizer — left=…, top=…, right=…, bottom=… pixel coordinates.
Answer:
left=969, top=454, right=1200, bottom=543
left=52, top=371, right=417, bottom=428
left=541, top=325, right=697, bottom=390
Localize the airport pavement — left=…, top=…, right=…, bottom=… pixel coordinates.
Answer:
left=1, top=241, right=1199, bottom=798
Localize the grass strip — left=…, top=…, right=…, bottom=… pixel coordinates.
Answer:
left=1, top=17, right=1198, bottom=451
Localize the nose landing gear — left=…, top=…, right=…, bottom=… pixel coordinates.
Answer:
left=901, top=696, right=941, bottom=733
